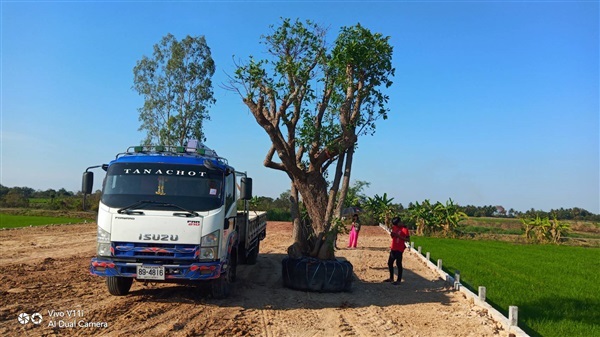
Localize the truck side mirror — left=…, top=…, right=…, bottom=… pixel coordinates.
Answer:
left=224, top=217, right=235, bottom=230
left=82, top=171, right=94, bottom=195
left=240, top=177, right=252, bottom=200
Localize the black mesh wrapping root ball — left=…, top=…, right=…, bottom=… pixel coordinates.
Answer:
left=282, top=256, right=353, bottom=292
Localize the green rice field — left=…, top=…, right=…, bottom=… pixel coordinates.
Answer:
left=412, top=237, right=600, bottom=337
left=0, top=213, right=88, bottom=229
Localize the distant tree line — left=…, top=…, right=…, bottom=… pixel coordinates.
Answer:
left=0, top=184, right=99, bottom=210
left=1, top=184, right=598, bottom=222
left=455, top=204, right=600, bottom=221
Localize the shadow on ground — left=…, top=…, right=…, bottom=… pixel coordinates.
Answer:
left=129, top=252, right=457, bottom=310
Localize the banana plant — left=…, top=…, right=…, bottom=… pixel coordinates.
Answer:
left=521, top=215, right=570, bottom=244
left=434, top=198, right=467, bottom=236
left=408, top=199, right=466, bottom=236
left=549, top=216, right=570, bottom=244
left=520, top=216, right=539, bottom=241
left=407, top=199, right=433, bottom=235
left=365, top=193, right=395, bottom=227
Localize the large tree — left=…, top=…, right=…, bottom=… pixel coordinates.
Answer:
left=133, top=33, right=216, bottom=146
left=230, top=19, right=394, bottom=258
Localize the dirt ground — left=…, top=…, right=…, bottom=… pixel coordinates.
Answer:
left=0, top=222, right=509, bottom=337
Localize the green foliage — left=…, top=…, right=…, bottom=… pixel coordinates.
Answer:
left=521, top=215, right=570, bottom=244
left=231, top=18, right=395, bottom=237
left=0, top=189, right=30, bottom=208
left=266, top=208, right=291, bottom=221
left=133, top=33, right=216, bottom=146
left=434, top=198, right=468, bottom=236
left=329, top=24, right=395, bottom=135
left=340, top=180, right=370, bottom=209
left=364, top=193, right=395, bottom=227
left=407, top=199, right=435, bottom=235
left=407, top=199, right=468, bottom=236
left=459, top=204, right=600, bottom=222
left=237, top=196, right=292, bottom=221
left=413, top=237, right=600, bottom=337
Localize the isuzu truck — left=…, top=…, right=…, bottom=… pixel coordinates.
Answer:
left=82, top=141, right=267, bottom=298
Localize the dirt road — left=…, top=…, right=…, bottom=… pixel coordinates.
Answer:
left=0, top=222, right=506, bottom=337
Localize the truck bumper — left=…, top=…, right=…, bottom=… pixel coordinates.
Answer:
left=90, top=258, right=222, bottom=280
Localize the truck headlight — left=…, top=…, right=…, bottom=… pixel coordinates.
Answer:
left=200, top=230, right=219, bottom=260
left=201, top=230, right=219, bottom=247
left=97, top=243, right=111, bottom=257
left=97, top=227, right=111, bottom=256
left=199, top=248, right=217, bottom=260
left=97, top=227, right=110, bottom=243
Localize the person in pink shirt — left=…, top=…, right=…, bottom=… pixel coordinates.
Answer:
left=384, top=217, right=410, bottom=285
left=347, top=214, right=361, bottom=249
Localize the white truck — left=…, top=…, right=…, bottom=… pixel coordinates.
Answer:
left=82, top=141, right=267, bottom=298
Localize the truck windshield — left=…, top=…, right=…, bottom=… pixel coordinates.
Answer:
left=101, top=163, right=224, bottom=212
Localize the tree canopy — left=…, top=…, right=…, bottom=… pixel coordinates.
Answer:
left=229, top=18, right=395, bottom=258
left=133, top=33, right=216, bottom=146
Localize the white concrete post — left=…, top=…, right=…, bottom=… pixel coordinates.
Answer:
left=478, top=286, right=486, bottom=301
left=426, top=252, right=430, bottom=261
left=437, top=259, right=442, bottom=270
left=454, top=270, right=461, bottom=289
left=410, top=242, right=415, bottom=249
left=509, top=306, right=518, bottom=327
left=417, top=246, right=422, bottom=254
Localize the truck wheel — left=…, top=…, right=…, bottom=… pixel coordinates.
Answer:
left=237, top=243, right=247, bottom=264
left=229, top=249, right=238, bottom=282
left=210, top=274, right=231, bottom=299
left=106, top=277, right=133, bottom=296
left=245, top=241, right=260, bottom=265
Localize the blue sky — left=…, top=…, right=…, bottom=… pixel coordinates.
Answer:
left=1, top=1, right=598, bottom=213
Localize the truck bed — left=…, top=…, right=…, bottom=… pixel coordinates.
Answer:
left=236, top=211, right=267, bottom=249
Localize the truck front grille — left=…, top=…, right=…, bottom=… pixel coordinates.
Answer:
left=113, top=242, right=198, bottom=260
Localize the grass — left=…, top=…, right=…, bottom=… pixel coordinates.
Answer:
left=0, top=213, right=89, bottom=229
left=465, top=217, right=523, bottom=226
left=412, top=236, right=600, bottom=337
left=461, top=217, right=600, bottom=241
left=459, top=225, right=522, bottom=235
left=29, top=198, right=52, bottom=204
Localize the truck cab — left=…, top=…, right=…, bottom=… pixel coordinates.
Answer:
left=83, top=142, right=266, bottom=298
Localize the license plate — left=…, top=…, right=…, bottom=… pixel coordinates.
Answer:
left=136, top=265, right=165, bottom=280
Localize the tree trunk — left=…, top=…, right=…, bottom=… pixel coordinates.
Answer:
left=325, top=151, right=346, bottom=224
left=291, top=182, right=311, bottom=253
left=290, top=172, right=338, bottom=258
left=317, top=230, right=337, bottom=260
left=335, top=145, right=355, bottom=218
left=294, top=172, right=330, bottom=235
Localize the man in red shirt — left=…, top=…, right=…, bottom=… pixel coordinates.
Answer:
left=385, top=217, right=410, bottom=285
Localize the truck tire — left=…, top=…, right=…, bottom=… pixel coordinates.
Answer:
left=106, top=277, right=133, bottom=296
left=245, top=241, right=260, bottom=265
left=229, top=249, right=238, bottom=282
left=282, top=257, right=353, bottom=292
left=210, top=273, right=231, bottom=299
left=237, top=242, right=247, bottom=265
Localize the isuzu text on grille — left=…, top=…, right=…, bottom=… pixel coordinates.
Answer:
left=138, top=234, right=179, bottom=241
